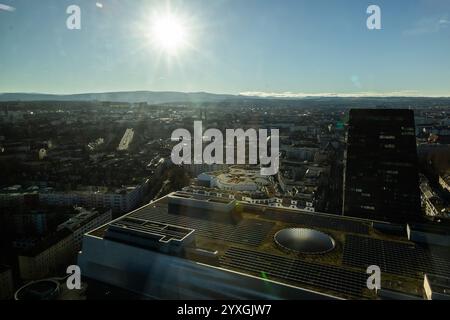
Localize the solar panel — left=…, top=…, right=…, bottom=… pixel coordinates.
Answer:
left=129, top=206, right=274, bottom=246
left=227, top=220, right=274, bottom=246
left=343, top=235, right=450, bottom=278
left=220, top=247, right=367, bottom=298
left=260, top=209, right=369, bottom=235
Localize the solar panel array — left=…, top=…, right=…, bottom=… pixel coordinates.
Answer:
left=129, top=206, right=274, bottom=247
left=220, top=247, right=367, bottom=298
left=260, top=209, right=369, bottom=235
left=343, top=235, right=450, bottom=278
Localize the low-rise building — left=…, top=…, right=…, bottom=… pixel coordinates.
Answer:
left=420, top=176, right=449, bottom=218
left=439, top=172, right=450, bottom=193
left=39, top=180, right=148, bottom=214
left=18, top=207, right=112, bottom=281
left=57, top=207, right=112, bottom=252
left=18, top=229, right=73, bottom=281
left=199, top=167, right=272, bottom=192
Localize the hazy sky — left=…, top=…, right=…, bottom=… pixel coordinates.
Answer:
left=1, top=0, right=450, bottom=96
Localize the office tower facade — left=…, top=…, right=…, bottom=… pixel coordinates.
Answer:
left=343, top=109, right=421, bottom=223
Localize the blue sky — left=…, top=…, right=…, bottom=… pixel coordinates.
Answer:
left=1, top=0, right=450, bottom=96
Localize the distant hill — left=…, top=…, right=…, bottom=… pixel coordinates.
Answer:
left=0, top=91, right=242, bottom=104
left=1, top=91, right=450, bottom=108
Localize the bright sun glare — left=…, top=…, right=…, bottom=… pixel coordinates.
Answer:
left=150, top=14, right=187, bottom=54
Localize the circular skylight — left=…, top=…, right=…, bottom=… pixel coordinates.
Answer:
left=274, top=228, right=335, bottom=254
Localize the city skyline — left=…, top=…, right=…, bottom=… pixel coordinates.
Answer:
left=1, top=0, right=450, bottom=96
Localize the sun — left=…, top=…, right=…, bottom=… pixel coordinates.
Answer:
left=150, top=13, right=188, bottom=54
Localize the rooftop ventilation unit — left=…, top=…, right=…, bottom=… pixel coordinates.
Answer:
left=168, top=192, right=241, bottom=224
left=104, top=217, right=195, bottom=254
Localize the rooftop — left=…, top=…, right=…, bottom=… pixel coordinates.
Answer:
left=57, top=207, right=109, bottom=231
left=82, top=191, right=450, bottom=299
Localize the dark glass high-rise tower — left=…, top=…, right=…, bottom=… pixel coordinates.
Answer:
left=343, top=109, right=422, bottom=224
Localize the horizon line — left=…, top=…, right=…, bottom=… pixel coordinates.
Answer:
left=1, top=90, right=450, bottom=99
